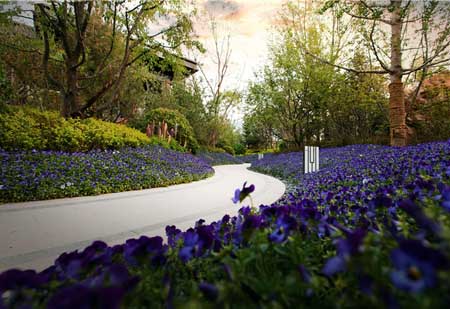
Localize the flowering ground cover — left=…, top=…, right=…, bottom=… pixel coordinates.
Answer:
left=1, top=140, right=450, bottom=308
left=0, top=146, right=214, bottom=203
left=196, top=151, right=243, bottom=166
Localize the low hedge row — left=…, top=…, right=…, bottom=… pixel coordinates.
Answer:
left=0, top=106, right=151, bottom=152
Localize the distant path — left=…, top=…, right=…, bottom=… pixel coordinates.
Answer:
left=0, top=164, right=285, bottom=272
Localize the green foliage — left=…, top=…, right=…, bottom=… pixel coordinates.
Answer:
left=141, top=80, right=210, bottom=147
left=140, top=108, right=199, bottom=153
left=148, top=136, right=187, bottom=153
left=243, top=110, right=275, bottom=150
left=245, top=3, right=389, bottom=148
left=411, top=82, right=450, bottom=144
left=0, top=106, right=151, bottom=151
left=325, top=51, right=390, bottom=146
left=0, top=1, right=201, bottom=120
left=219, top=144, right=235, bottom=155
left=0, top=64, right=12, bottom=103
left=233, top=143, right=246, bottom=155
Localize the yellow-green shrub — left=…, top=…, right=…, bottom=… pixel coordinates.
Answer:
left=0, top=106, right=151, bottom=151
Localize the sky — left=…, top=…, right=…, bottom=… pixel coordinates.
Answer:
left=190, top=0, right=287, bottom=93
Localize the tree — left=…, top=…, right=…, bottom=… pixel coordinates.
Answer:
left=245, top=2, right=390, bottom=148
left=1, top=0, right=200, bottom=118
left=242, top=111, right=275, bottom=150
left=141, top=77, right=210, bottom=146
left=326, top=50, right=389, bottom=145
left=407, top=72, right=450, bottom=143
left=196, top=14, right=240, bottom=148
left=246, top=5, right=340, bottom=149
left=306, top=0, right=450, bottom=146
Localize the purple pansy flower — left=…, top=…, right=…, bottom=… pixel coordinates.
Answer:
left=390, top=248, right=436, bottom=293
left=232, top=181, right=255, bottom=204
left=268, top=215, right=297, bottom=243
left=198, top=282, right=219, bottom=301
left=438, top=184, right=450, bottom=211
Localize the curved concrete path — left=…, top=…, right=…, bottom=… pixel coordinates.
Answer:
left=0, top=164, right=285, bottom=272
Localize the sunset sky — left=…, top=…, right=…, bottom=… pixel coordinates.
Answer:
left=191, top=0, right=287, bottom=93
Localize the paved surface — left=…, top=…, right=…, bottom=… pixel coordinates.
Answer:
left=0, top=164, right=285, bottom=272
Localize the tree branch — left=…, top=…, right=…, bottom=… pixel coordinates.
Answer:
left=368, top=20, right=391, bottom=72
left=41, top=27, right=65, bottom=94
left=298, top=44, right=388, bottom=74
left=49, top=1, right=71, bottom=56
left=342, top=4, right=391, bottom=25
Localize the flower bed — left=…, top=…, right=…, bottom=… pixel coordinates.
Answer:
left=1, top=141, right=450, bottom=308
left=196, top=151, right=243, bottom=166
left=0, top=146, right=214, bottom=203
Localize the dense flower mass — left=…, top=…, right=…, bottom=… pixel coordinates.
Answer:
left=0, top=146, right=214, bottom=203
left=196, top=151, right=243, bottom=166
left=1, top=140, right=450, bottom=308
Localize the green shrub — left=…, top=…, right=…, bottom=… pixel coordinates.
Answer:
left=233, top=143, right=246, bottom=155
left=139, top=108, right=199, bottom=153
left=198, top=146, right=226, bottom=153
left=0, top=106, right=151, bottom=151
left=148, top=136, right=187, bottom=152
left=220, top=144, right=235, bottom=155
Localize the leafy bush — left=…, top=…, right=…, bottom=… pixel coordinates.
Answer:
left=1, top=141, right=450, bottom=308
left=411, top=99, right=450, bottom=144
left=219, top=144, right=235, bottom=155
left=137, top=108, right=199, bottom=153
left=0, top=145, right=213, bottom=203
left=233, top=143, right=246, bottom=155
left=0, top=106, right=151, bottom=151
left=148, top=136, right=187, bottom=153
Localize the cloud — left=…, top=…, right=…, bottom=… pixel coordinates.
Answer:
left=203, top=0, right=242, bottom=19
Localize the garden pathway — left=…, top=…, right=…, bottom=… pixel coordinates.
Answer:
left=0, top=164, right=285, bottom=272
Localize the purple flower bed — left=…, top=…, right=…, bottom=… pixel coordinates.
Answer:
left=0, top=146, right=214, bottom=203
left=1, top=140, right=450, bottom=308
left=238, top=153, right=274, bottom=164
left=196, top=151, right=243, bottom=166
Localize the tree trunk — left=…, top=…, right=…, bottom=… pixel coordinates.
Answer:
left=63, top=60, right=81, bottom=118
left=388, top=0, right=407, bottom=146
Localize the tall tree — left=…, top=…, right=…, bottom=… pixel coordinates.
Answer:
left=196, top=14, right=239, bottom=148
left=245, top=1, right=344, bottom=149
left=305, top=0, right=450, bottom=146
left=1, top=0, right=200, bottom=118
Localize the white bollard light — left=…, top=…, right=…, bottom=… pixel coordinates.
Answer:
left=304, top=146, right=319, bottom=174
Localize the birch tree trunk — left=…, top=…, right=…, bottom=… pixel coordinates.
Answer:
left=388, top=0, right=407, bottom=146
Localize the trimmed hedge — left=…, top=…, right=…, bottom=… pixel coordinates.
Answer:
left=0, top=106, right=151, bottom=151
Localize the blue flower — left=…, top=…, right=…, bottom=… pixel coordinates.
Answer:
left=123, top=236, right=166, bottom=266
left=0, top=269, right=46, bottom=292
left=438, top=184, right=450, bottom=211
left=322, top=255, right=346, bottom=276
left=198, top=282, right=219, bottom=301
left=268, top=215, right=297, bottom=243
left=231, top=181, right=255, bottom=204
left=179, top=230, right=199, bottom=262
left=390, top=249, right=436, bottom=293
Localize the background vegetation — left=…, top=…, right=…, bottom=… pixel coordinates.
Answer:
left=0, top=0, right=449, bottom=153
